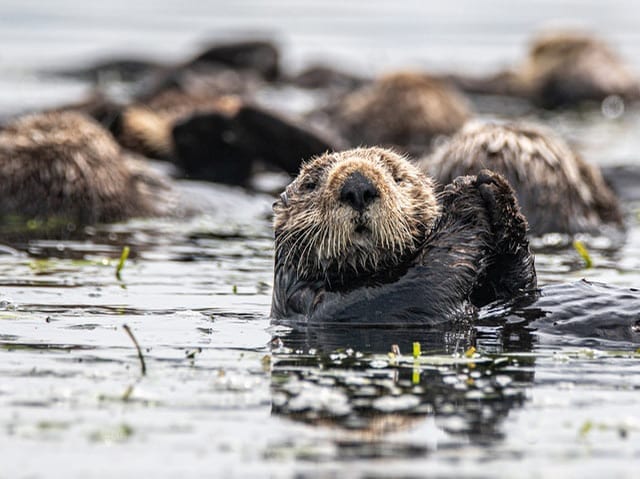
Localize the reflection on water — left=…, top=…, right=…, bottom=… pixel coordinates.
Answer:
left=271, top=325, right=534, bottom=454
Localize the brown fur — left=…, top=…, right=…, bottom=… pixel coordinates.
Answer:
left=0, top=111, right=172, bottom=227
left=444, top=30, right=640, bottom=108
left=331, top=72, right=472, bottom=155
left=273, top=147, right=440, bottom=281
left=422, top=120, right=623, bottom=236
left=118, top=90, right=241, bottom=159
left=519, top=30, right=640, bottom=104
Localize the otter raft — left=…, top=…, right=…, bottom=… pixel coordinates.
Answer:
left=0, top=2, right=640, bottom=478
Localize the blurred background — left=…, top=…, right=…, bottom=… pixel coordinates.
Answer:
left=2, top=0, right=640, bottom=113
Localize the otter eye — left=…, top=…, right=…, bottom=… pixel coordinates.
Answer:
left=300, top=180, right=317, bottom=193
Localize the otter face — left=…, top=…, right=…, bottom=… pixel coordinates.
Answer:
left=274, top=147, right=440, bottom=282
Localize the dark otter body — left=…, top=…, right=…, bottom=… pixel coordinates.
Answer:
left=114, top=90, right=242, bottom=161
left=45, top=57, right=163, bottom=84
left=188, top=40, right=280, bottom=81
left=288, top=64, right=368, bottom=91
left=173, top=105, right=339, bottom=185
left=66, top=90, right=337, bottom=187
left=132, top=40, right=278, bottom=107
left=271, top=148, right=536, bottom=325
left=0, top=111, right=171, bottom=237
left=481, top=280, right=640, bottom=347
left=423, top=121, right=624, bottom=237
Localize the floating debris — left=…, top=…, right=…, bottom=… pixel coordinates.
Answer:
left=572, top=240, right=593, bottom=269
left=115, top=246, right=130, bottom=280
left=579, top=420, right=593, bottom=438
left=122, top=324, right=146, bottom=376
left=412, top=367, right=420, bottom=385
left=89, top=424, right=134, bottom=444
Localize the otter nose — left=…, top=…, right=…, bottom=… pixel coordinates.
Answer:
left=339, top=171, right=379, bottom=212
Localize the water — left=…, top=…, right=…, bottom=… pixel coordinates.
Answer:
left=0, top=1, right=639, bottom=477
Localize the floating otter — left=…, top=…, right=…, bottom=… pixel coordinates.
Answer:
left=173, top=105, right=340, bottom=185
left=44, top=57, right=163, bottom=84
left=0, top=111, right=171, bottom=235
left=447, top=30, right=640, bottom=109
left=113, top=90, right=242, bottom=160
left=328, top=73, right=472, bottom=156
left=422, top=121, right=624, bottom=236
left=187, top=40, right=280, bottom=81
left=132, top=40, right=277, bottom=106
left=57, top=41, right=281, bottom=161
left=68, top=88, right=338, bottom=186
left=46, top=39, right=279, bottom=89
left=288, top=64, right=369, bottom=91
left=271, top=147, right=536, bottom=324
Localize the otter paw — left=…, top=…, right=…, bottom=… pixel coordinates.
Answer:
left=474, top=169, right=529, bottom=250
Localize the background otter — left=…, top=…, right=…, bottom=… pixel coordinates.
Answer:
left=445, top=30, right=640, bottom=109
left=64, top=90, right=339, bottom=187
left=271, top=147, right=536, bottom=324
left=422, top=121, right=624, bottom=237
left=0, top=111, right=172, bottom=235
left=115, top=90, right=242, bottom=160
left=327, top=73, right=472, bottom=156
left=172, top=105, right=340, bottom=185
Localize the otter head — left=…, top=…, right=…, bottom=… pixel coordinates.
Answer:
left=273, top=147, right=440, bottom=283
left=525, top=31, right=603, bottom=77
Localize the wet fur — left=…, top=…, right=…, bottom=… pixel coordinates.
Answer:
left=118, top=91, right=241, bottom=159
left=271, top=147, right=536, bottom=324
left=522, top=31, right=640, bottom=107
left=445, top=30, right=640, bottom=108
left=423, top=121, right=623, bottom=236
left=331, top=72, right=471, bottom=155
left=0, top=111, right=171, bottom=227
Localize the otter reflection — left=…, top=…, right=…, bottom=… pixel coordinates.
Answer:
left=270, top=324, right=535, bottom=454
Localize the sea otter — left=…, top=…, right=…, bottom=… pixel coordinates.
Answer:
left=45, top=40, right=280, bottom=86
left=328, top=73, right=472, bottom=156
left=64, top=88, right=338, bottom=186
left=114, top=90, right=243, bottom=160
left=271, top=147, right=537, bottom=324
left=422, top=121, right=624, bottom=237
left=173, top=105, right=340, bottom=185
left=446, top=30, right=640, bottom=109
left=288, top=64, right=368, bottom=91
left=0, top=111, right=171, bottom=236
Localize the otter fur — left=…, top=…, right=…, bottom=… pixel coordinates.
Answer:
left=173, top=105, right=340, bottom=185
left=88, top=87, right=338, bottom=186
left=521, top=31, right=640, bottom=108
left=447, top=30, right=640, bottom=109
left=329, top=73, right=472, bottom=156
left=422, top=121, right=624, bottom=236
left=0, top=111, right=171, bottom=233
left=271, top=147, right=536, bottom=324
left=116, top=90, right=242, bottom=160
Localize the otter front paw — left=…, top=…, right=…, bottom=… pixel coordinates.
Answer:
left=471, top=170, right=537, bottom=303
left=474, top=169, right=529, bottom=253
